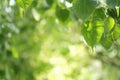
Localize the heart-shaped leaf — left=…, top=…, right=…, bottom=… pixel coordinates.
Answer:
left=81, top=8, right=106, bottom=47
left=73, top=0, right=98, bottom=21
left=55, top=5, right=69, bottom=22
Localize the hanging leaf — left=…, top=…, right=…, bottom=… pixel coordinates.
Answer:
left=55, top=5, right=69, bottom=22
left=82, top=21, right=104, bottom=47
left=73, top=0, right=98, bottom=21
left=16, top=0, right=33, bottom=9
left=113, top=24, right=120, bottom=40
left=100, top=35, right=112, bottom=50
left=81, top=8, right=105, bottom=47
left=104, top=17, right=115, bottom=35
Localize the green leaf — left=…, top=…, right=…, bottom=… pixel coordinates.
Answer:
left=100, top=35, right=112, bottom=50
left=92, top=8, right=106, bottom=20
left=113, top=24, right=120, bottom=40
left=19, top=7, right=24, bottom=18
left=11, top=47, right=19, bottom=59
left=66, top=0, right=73, bottom=3
left=106, top=0, right=120, bottom=8
left=46, top=0, right=54, bottom=7
left=104, top=17, right=115, bottom=35
left=73, top=0, right=98, bottom=21
left=16, top=0, right=33, bottom=9
left=82, top=22, right=104, bottom=47
left=70, top=7, right=79, bottom=21
left=60, top=47, right=69, bottom=56
left=81, top=8, right=105, bottom=47
left=55, top=5, right=69, bottom=22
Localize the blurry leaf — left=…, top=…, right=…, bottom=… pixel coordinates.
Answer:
left=66, top=0, right=73, bottom=3
left=46, top=0, right=54, bottom=7
left=92, top=8, right=106, bottom=20
left=19, top=7, right=24, bottom=18
left=6, top=50, right=13, bottom=57
left=60, top=47, right=69, bottom=56
left=107, top=8, right=118, bottom=21
left=100, top=35, right=112, bottom=50
left=82, top=8, right=105, bottom=47
left=106, top=0, right=120, bottom=8
left=38, top=62, right=53, bottom=73
left=31, top=0, right=37, bottom=7
left=104, top=17, right=115, bottom=35
left=16, top=0, right=33, bottom=9
left=82, top=22, right=104, bottom=47
left=0, top=70, right=5, bottom=77
left=73, top=0, right=98, bottom=21
left=113, top=24, right=120, bottom=40
left=37, top=1, right=51, bottom=14
left=11, top=47, right=19, bottom=59
left=70, top=7, right=79, bottom=21
left=55, top=5, right=69, bottom=22
left=32, top=8, right=40, bottom=21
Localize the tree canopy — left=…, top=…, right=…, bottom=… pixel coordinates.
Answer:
left=1, top=0, right=120, bottom=80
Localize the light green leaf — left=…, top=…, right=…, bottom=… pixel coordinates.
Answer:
left=81, top=8, right=105, bottom=47
left=19, top=7, right=24, bottom=18
left=16, top=0, right=33, bottom=9
left=113, top=24, right=120, bottom=40
left=82, top=22, right=104, bottom=47
left=11, top=47, right=19, bottom=59
left=73, top=0, right=98, bottom=21
left=104, top=17, right=115, bottom=35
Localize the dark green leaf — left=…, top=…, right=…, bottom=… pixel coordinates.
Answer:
left=46, top=0, right=54, bottom=7
left=55, top=5, right=69, bottom=22
left=66, top=0, right=73, bottom=3
left=73, top=0, right=98, bottom=21
left=100, top=35, right=112, bottom=50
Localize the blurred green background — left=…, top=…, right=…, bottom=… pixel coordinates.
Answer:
left=1, top=0, right=120, bottom=80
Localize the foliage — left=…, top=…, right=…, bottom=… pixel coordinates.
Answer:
left=73, top=0, right=120, bottom=49
left=1, top=0, right=120, bottom=80
left=16, top=0, right=33, bottom=9
left=73, top=0, right=98, bottom=21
